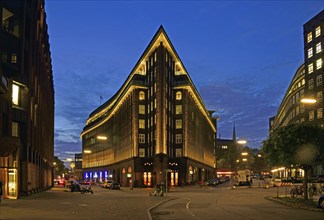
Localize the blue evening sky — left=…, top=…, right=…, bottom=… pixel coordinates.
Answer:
left=45, top=0, right=323, bottom=162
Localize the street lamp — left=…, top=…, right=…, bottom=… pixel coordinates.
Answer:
left=83, top=150, right=92, bottom=154
left=97, top=136, right=107, bottom=140
left=237, top=140, right=247, bottom=145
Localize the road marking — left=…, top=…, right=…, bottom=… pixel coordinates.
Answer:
left=185, top=197, right=195, bottom=217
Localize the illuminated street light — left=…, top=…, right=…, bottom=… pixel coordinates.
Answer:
left=97, top=136, right=107, bottom=140
left=84, top=150, right=92, bottom=154
left=241, top=152, right=248, bottom=156
left=301, top=98, right=316, bottom=104
left=257, top=154, right=262, bottom=158
left=66, top=158, right=72, bottom=162
left=237, top=140, right=247, bottom=145
left=236, top=159, right=240, bottom=163
left=242, top=158, right=248, bottom=162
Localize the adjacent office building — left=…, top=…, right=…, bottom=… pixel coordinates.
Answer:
left=81, top=26, right=217, bottom=187
left=0, top=0, right=54, bottom=198
left=270, top=10, right=323, bottom=176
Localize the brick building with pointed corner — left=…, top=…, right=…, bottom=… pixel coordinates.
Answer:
left=81, top=26, right=217, bottom=187
left=0, top=0, right=54, bottom=198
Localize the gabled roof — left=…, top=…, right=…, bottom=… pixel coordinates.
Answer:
left=82, top=25, right=215, bottom=136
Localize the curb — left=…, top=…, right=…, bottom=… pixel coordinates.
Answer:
left=146, top=197, right=178, bottom=220
left=265, top=196, right=324, bottom=212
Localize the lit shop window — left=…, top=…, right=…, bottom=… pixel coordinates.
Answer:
left=139, top=119, right=145, bottom=129
left=309, top=111, right=314, bottom=121
left=308, top=63, right=313, bottom=74
left=318, top=108, right=323, bottom=119
left=315, top=26, right=321, bottom=38
left=176, top=91, right=182, bottom=100
left=317, top=91, right=323, bottom=101
left=317, top=58, right=323, bottom=69
left=139, top=91, right=145, bottom=100
left=12, top=84, right=19, bottom=105
left=222, top=145, right=228, bottom=149
left=307, top=32, right=312, bottom=43
left=316, top=42, right=322, bottom=53
left=308, top=79, right=314, bottom=90
left=308, top=48, right=313, bottom=58
left=176, top=105, right=182, bottom=114
left=139, top=105, right=145, bottom=114
left=139, top=134, right=145, bottom=143
left=302, top=79, right=305, bottom=86
left=176, top=119, right=182, bottom=129
left=317, top=75, right=322, bottom=86
left=175, top=134, right=182, bottom=144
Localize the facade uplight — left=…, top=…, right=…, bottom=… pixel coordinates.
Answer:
left=84, top=150, right=92, bottom=154
left=97, top=136, right=107, bottom=140
left=301, top=98, right=316, bottom=104
left=237, top=140, right=247, bottom=145
left=241, top=152, right=248, bottom=156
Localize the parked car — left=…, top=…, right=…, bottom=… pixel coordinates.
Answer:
left=109, top=182, right=121, bottom=190
left=102, top=180, right=114, bottom=188
left=207, top=179, right=219, bottom=186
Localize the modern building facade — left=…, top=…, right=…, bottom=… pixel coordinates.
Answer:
left=74, top=153, right=83, bottom=180
left=270, top=10, right=324, bottom=176
left=0, top=0, right=54, bottom=198
left=81, top=26, right=217, bottom=187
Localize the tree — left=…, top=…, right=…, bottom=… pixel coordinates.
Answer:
left=261, top=123, right=324, bottom=200
left=54, top=156, right=68, bottom=178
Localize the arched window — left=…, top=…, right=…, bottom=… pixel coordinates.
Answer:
left=139, top=91, right=145, bottom=100
left=176, top=91, right=182, bottom=100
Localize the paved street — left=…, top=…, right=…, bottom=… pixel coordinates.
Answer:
left=0, top=181, right=323, bottom=220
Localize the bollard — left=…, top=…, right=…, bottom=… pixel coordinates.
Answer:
left=276, top=187, right=279, bottom=198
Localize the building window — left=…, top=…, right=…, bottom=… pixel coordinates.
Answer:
left=175, top=134, right=182, bottom=144
left=176, top=91, right=182, bottom=100
left=308, top=48, right=313, bottom=58
left=309, top=111, right=314, bottom=121
left=308, top=79, right=314, bottom=90
left=300, top=89, right=304, bottom=98
left=139, top=119, right=145, bottom=129
left=139, top=91, right=145, bottom=100
left=12, top=84, right=19, bottom=105
left=318, top=108, right=323, bottom=119
left=11, top=53, right=17, bottom=63
left=317, top=91, right=323, bottom=101
left=301, top=118, right=305, bottom=122
left=317, top=75, right=322, bottom=86
left=12, top=122, right=18, bottom=137
left=139, top=148, right=145, bottom=157
left=222, top=145, right=228, bottom=149
left=176, top=119, right=182, bottom=129
left=139, top=134, right=145, bottom=143
left=176, top=105, right=182, bottom=114
left=300, top=104, right=305, bottom=113
left=316, top=58, right=322, bottom=69
left=302, top=79, right=305, bottom=86
left=308, top=63, right=313, bottom=74
left=307, top=32, right=312, bottom=43
left=176, top=148, right=182, bottom=157
left=139, top=105, right=145, bottom=114
left=296, top=106, right=300, bottom=115
left=315, top=26, right=321, bottom=37
left=316, top=42, right=322, bottom=53
left=2, top=52, right=7, bottom=62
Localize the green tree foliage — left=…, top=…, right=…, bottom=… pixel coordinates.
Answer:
left=261, top=123, right=324, bottom=167
left=261, top=123, right=324, bottom=200
left=54, top=156, right=68, bottom=178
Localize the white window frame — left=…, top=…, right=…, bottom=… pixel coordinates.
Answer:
left=308, top=79, right=314, bottom=90
left=315, top=26, right=321, bottom=37
left=176, top=105, right=182, bottom=114
left=308, top=48, right=313, bottom=58
left=308, top=63, right=313, bottom=74
left=309, top=110, right=314, bottom=121
left=317, top=75, right=322, bottom=86
left=139, top=105, right=145, bottom=114
left=139, top=119, right=145, bottom=129
left=175, top=134, right=182, bottom=144
left=139, top=134, right=145, bottom=143
left=316, top=42, right=322, bottom=53
left=307, top=32, right=312, bottom=43
left=317, top=108, right=323, bottom=119
left=316, top=58, right=322, bottom=69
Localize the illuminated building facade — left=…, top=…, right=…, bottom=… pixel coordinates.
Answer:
left=81, top=26, right=217, bottom=187
left=0, top=0, right=54, bottom=198
left=270, top=10, right=324, bottom=176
